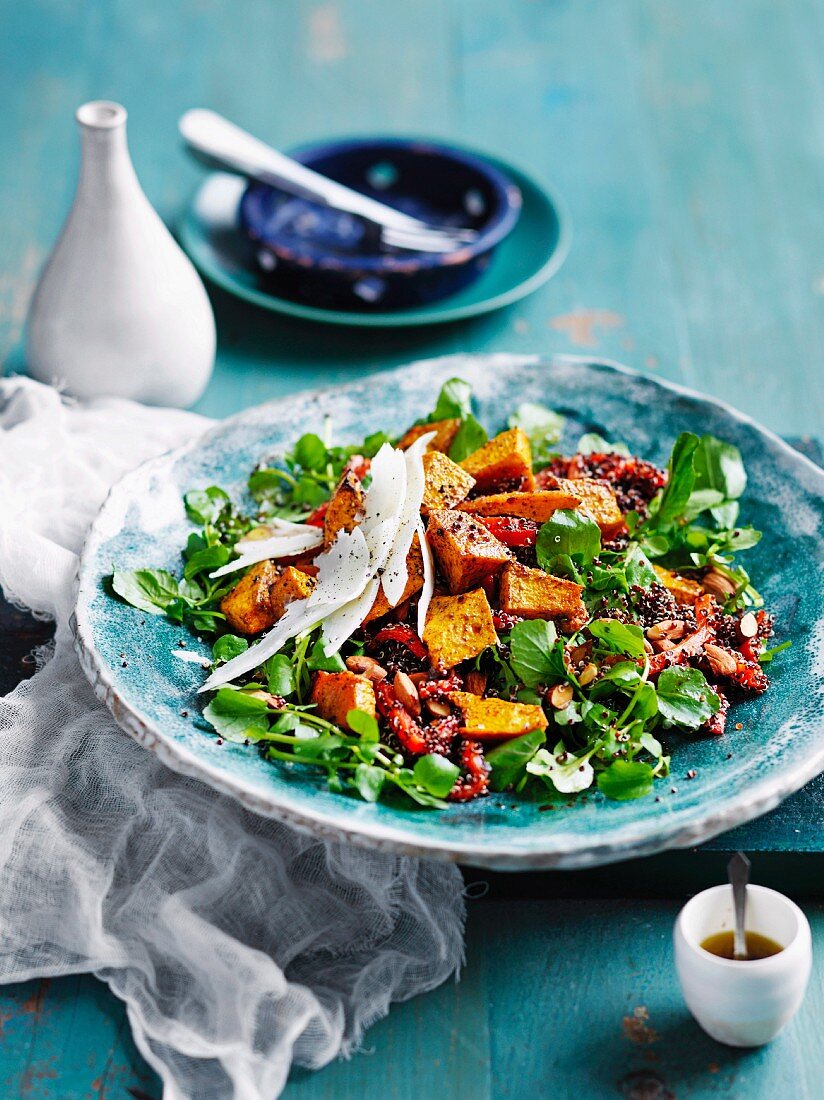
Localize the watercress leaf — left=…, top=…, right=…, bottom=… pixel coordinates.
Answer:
left=646, top=432, right=699, bottom=531
left=508, top=402, right=565, bottom=464
left=248, top=467, right=291, bottom=499
left=487, top=729, right=547, bottom=792
left=597, top=759, right=654, bottom=801
left=759, top=639, right=791, bottom=664
left=393, top=770, right=449, bottom=808
left=362, top=430, right=392, bottom=457
left=596, top=660, right=642, bottom=688
left=412, top=753, right=461, bottom=798
left=639, top=730, right=663, bottom=759
left=203, top=688, right=270, bottom=743
left=588, top=619, right=646, bottom=658
left=632, top=682, right=659, bottom=721
left=711, top=500, right=739, bottom=529
left=183, top=544, right=231, bottom=581
left=448, top=414, right=488, bottom=462
left=553, top=701, right=582, bottom=727
left=430, top=377, right=473, bottom=421
left=509, top=619, right=559, bottom=688
left=112, top=569, right=180, bottom=615
left=307, top=637, right=346, bottom=673
left=624, top=545, right=658, bottom=588
left=293, top=476, right=329, bottom=508
left=347, top=709, right=380, bottom=742
left=212, top=634, right=249, bottom=663
left=293, top=433, right=328, bottom=472
left=693, top=435, right=747, bottom=501
left=682, top=488, right=726, bottom=522
left=354, top=764, right=386, bottom=803
left=184, top=486, right=230, bottom=525
left=265, top=653, right=296, bottom=697
left=536, top=510, right=601, bottom=568
left=657, top=666, right=720, bottom=728
left=526, top=744, right=596, bottom=794
left=577, top=432, right=631, bottom=457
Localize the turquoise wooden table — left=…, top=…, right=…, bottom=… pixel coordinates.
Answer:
left=1, top=1, right=823, bottom=1096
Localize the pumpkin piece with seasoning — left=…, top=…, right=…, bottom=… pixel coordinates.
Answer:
left=423, top=588, right=498, bottom=669
left=653, top=564, right=704, bottom=606
left=458, top=489, right=580, bottom=522
left=449, top=691, right=548, bottom=741
left=499, top=561, right=587, bottom=631
left=552, top=477, right=625, bottom=540
left=396, top=418, right=460, bottom=454
left=323, top=469, right=365, bottom=547
left=459, top=427, right=535, bottom=490
left=427, top=508, right=512, bottom=593
left=363, top=535, right=425, bottom=624
left=309, top=671, right=377, bottom=731
left=220, top=560, right=279, bottom=635
left=269, top=565, right=316, bottom=622
left=421, top=450, right=476, bottom=512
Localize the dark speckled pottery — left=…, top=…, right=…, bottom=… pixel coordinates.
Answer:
left=238, top=138, right=522, bottom=310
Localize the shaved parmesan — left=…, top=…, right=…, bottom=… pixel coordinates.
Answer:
left=416, top=518, right=435, bottom=638
left=381, top=431, right=434, bottom=606
left=210, top=527, right=323, bottom=578
left=235, top=518, right=320, bottom=549
left=321, top=576, right=380, bottom=656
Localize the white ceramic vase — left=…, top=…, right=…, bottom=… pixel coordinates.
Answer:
left=26, top=101, right=215, bottom=407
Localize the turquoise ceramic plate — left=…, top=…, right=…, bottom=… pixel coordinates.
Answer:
left=73, top=356, right=824, bottom=870
left=179, top=161, right=570, bottom=327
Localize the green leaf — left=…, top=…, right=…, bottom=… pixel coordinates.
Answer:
left=248, top=467, right=291, bottom=499
left=112, top=569, right=180, bottom=615
left=508, top=402, right=565, bottom=464
left=307, top=637, right=346, bottom=673
left=487, top=729, right=547, bottom=792
left=693, top=435, right=746, bottom=502
left=347, top=709, right=380, bottom=742
left=527, top=743, right=596, bottom=794
left=657, top=666, right=720, bottom=728
left=362, top=431, right=392, bottom=457
left=597, top=759, right=654, bottom=800
left=624, top=545, right=658, bottom=588
left=212, top=634, right=249, bottom=663
left=354, top=764, right=386, bottom=803
left=536, top=510, right=601, bottom=569
left=412, top=754, right=461, bottom=798
left=184, top=487, right=231, bottom=525
left=430, top=377, right=473, bottom=421
left=759, top=639, right=791, bottom=664
left=203, top=688, right=271, bottom=743
left=589, top=619, right=646, bottom=659
left=265, top=653, right=296, bottom=696
left=293, top=433, right=328, bottom=472
left=184, top=544, right=231, bottom=581
left=509, top=619, right=560, bottom=688
left=646, top=432, right=699, bottom=531
left=448, top=414, right=487, bottom=462
left=576, top=432, right=631, bottom=457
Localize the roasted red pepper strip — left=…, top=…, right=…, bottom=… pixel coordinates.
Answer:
left=448, top=740, right=491, bottom=802
left=648, top=594, right=715, bottom=676
left=372, top=623, right=429, bottom=662
left=374, top=679, right=429, bottom=755
left=305, top=501, right=328, bottom=528
left=477, top=516, right=540, bottom=547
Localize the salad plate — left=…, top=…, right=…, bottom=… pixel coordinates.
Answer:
left=72, top=355, right=824, bottom=869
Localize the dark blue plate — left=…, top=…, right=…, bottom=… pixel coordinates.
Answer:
left=238, top=138, right=522, bottom=310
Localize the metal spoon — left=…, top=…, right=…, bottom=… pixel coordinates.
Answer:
left=728, top=851, right=751, bottom=960
left=178, top=109, right=478, bottom=254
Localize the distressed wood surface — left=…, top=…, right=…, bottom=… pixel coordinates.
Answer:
left=1, top=0, right=823, bottom=1096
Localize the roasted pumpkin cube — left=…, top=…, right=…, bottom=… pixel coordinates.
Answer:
left=396, top=418, right=460, bottom=454
left=363, top=535, right=425, bottom=624
left=423, top=589, right=498, bottom=669
left=427, top=509, right=512, bottom=593
left=269, top=565, right=316, bottom=621
left=449, top=692, right=548, bottom=742
left=310, top=671, right=377, bottom=731
left=459, top=427, right=535, bottom=490
left=499, top=562, right=587, bottom=632
left=220, top=560, right=279, bottom=635
left=324, top=469, right=365, bottom=547
left=553, top=477, right=625, bottom=540
left=653, top=564, right=704, bottom=606
left=421, top=451, right=476, bottom=512
left=458, top=489, right=580, bottom=522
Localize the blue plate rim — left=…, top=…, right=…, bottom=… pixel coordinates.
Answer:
left=72, top=355, right=824, bottom=869
left=179, top=148, right=572, bottom=328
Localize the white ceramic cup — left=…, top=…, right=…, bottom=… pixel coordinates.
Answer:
left=674, top=884, right=812, bottom=1047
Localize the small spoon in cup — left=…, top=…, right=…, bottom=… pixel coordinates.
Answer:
left=728, top=851, right=751, bottom=960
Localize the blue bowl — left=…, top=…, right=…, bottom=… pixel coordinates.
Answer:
left=238, top=137, right=522, bottom=311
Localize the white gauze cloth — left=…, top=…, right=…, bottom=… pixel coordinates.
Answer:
left=0, top=377, right=464, bottom=1100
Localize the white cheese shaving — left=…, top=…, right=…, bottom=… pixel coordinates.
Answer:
left=321, top=576, right=380, bottom=656
left=200, top=527, right=370, bottom=691
left=416, top=518, right=435, bottom=638
left=381, top=431, right=435, bottom=606
left=210, top=528, right=323, bottom=578
left=235, top=518, right=320, bottom=550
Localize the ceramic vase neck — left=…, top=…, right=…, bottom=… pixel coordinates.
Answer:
left=76, top=101, right=140, bottom=202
